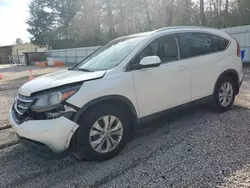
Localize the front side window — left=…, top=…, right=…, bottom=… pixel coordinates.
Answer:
left=158, top=35, right=179, bottom=62
left=75, top=36, right=146, bottom=71
left=177, top=32, right=214, bottom=59
left=130, top=35, right=179, bottom=68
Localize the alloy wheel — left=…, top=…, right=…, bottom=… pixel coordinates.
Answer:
left=89, top=115, right=123, bottom=153
left=219, top=82, right=234, bottom=107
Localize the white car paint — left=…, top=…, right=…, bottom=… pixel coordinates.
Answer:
left=132, top=60, right=191, bottom=117
left=9, top=113, right=79, bottom=153
left=67, top=71, right=140, bottom=116
left=10, top=27, right=244, bottom=154
left=190, top=30, right=242, bottom=101
left=139, top=56, right=161, bottom=66
left=18, top=69, right=106, bottom=96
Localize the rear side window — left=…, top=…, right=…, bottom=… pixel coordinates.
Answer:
left=210, top=34, right=230, bottom=51
left=177, top=32, right=214, bottom=59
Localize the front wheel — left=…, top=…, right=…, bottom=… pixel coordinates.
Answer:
left=71, top=104, right=131, bottom=161
left=211, top=76, right=236, bottom=112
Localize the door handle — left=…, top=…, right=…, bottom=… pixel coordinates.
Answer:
left=178, top=65, right=189, bottom=71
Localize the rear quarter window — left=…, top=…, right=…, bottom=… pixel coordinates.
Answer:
left=210, top=34, right=230, bottom=51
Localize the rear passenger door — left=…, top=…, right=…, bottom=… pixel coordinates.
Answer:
left=177, top=32, right=229, bottom=101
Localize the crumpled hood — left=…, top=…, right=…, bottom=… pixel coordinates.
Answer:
left=18, top=69, right=106, bottom=96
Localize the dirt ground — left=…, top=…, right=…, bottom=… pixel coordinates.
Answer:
left=1, top=65, right=250, bottom=188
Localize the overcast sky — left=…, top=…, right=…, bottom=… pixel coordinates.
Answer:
left=0, top=0, right=202, bottom=46
left=0, top=0, right=31, bottom=46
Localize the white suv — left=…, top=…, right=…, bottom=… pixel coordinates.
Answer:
left=10, top=27, right=243, bottom=161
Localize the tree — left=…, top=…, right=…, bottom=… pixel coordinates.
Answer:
left=27, top=0, right=55, bottom=46
left=175, top=0, right=198, bottom=26
left=70, top=0, right=105, bottom=45
left=15, top=38, right=24, bottom=44
left=200, top=0, right=206, bottom=26
left=166, top=0, right=174, bottom=26
left=143, top=0, right=152, bottom=30
left=27, top=0, right=250, bottom=49
left=118, top=0, right=126, bottom=35
left=225, top=0, right=229, bottom=13
left=234, top=0, right=250, bottom=26
left=45, top=0, right=81, bottom=39
left=105, top=0, right=116, bottom=39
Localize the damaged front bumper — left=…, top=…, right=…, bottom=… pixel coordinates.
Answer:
left=10, top=108, right=79, bottom=158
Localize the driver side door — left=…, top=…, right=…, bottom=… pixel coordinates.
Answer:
left=130, top=34, right=191, bottom=118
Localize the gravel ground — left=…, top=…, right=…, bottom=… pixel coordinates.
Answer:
left=0, top=129, right=18, bottom=149
left=0, top=89, right=18, bottom=128
left=0, top=65, right=66, bottom=90
left=0, top=66, right=250, bottom=188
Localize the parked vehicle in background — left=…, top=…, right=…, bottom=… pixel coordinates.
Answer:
left=9, top=26, right=243, bottom=161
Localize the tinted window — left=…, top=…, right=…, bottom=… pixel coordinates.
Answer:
left=131, top=35, right=179, bottom=67
left=158, top=35, right=179, bottom=62
left=210, top=34, right=229, bottom=51
left=177, top=32, right=214, bottom=59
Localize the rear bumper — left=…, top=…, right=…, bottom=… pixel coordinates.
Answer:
left=9, top=109, right=79, bottom=155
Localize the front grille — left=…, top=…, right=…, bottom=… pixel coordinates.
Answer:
left=13, top=93, right=35, bottom=124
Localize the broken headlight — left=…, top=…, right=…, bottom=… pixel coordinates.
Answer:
left=31, top=86, right=81, bottom=112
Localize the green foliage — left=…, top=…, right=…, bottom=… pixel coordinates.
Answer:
left=15, top=38, right=24, bottom=45
left=27, top=0, right=250, bottom=49
left=27, top=0, right=55, bottom=47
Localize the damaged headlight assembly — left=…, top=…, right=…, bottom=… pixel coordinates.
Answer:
left=30, top=85, right=81, bottom=119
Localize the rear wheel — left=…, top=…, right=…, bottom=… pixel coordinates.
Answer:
left=211, top=76, right=236, bottom=112
left=71, top=104, right=130, bottom=161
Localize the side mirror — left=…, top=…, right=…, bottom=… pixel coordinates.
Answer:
left=139, top=56, right=161, bottom=68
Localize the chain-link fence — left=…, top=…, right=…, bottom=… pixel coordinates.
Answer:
left=9, top=55, right=26, bottom=65
left=0, top=55, right=25, bottom=65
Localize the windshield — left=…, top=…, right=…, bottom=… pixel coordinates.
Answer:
left=75, top=36, right=146, bottom=71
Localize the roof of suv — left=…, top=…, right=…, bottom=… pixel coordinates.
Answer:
left=111, top=26, right=223, bottom=43
left=155, top=26, right=218, bottom=32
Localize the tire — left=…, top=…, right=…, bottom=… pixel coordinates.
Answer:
left=211, top=76, right=236, bottom=112
left=71, top=103, right=130, bottom=161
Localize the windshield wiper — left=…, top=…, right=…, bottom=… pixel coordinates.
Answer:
left=77, top=68, right=94, bottom=72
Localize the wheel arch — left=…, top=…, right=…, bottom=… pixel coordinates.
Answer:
left=214, top=69, right=240, bottom=95
left=72, top=95, right=139, bottom=130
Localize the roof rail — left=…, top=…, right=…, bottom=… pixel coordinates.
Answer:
left=110, top=31, right=155, bottom=43
left=155, top=26, right=214, bottom=33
